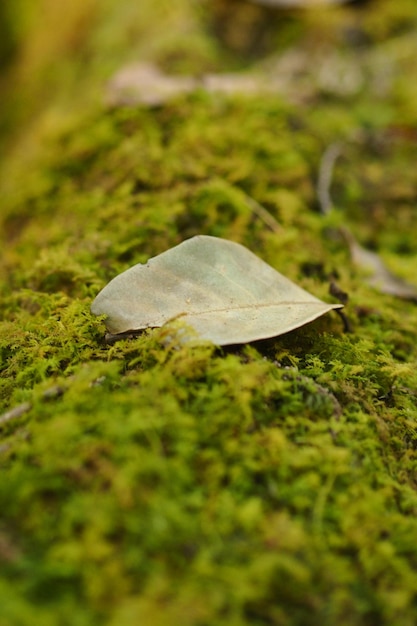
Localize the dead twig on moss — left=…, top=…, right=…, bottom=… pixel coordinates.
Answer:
left=243, top=192, right=282, bottom=233
left=0, top=402, right=32, bottom=428
left=340, top=226, right=417, bottom=301
left=317, top=142, right=342, bottom=215
left=0, top=385, right=65, bottom=431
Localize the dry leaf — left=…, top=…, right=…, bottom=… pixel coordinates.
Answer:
left=91, top=236, right=342, bottom=345
left=106, top=42, right=393, bottom=109
left=201, top=73, right=265, bottom=96
left=106, top=63, right=197, bottom=107
left=341, top=227, right=417, bottom=301
left=106, top=63, right=280, bottom=108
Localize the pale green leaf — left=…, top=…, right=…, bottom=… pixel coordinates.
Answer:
left=91, top=236, right=342, bottom=346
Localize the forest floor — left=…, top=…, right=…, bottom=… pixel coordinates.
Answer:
left=1, top=1, right=417, bottom=624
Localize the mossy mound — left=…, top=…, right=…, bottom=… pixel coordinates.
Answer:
left=1, top=1, right=417, bottom=624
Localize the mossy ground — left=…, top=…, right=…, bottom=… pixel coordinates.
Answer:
left=1, top=1, right=417, bottom=625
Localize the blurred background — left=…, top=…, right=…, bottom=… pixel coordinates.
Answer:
left=1, top=0, right=417, bottom=156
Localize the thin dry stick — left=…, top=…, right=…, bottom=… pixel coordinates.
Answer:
left=317, top=142, right=342, bottom=215
left=0, top=385, right=66, bottom=429
left=0, top=402, right=32, bottom=427
left=243, top=193, right=282, bottom=233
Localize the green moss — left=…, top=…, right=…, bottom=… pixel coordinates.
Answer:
left=1, top=1, right=417, bottom=625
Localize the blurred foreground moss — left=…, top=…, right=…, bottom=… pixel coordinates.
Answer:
left=1, top=1, right=417, bottom=625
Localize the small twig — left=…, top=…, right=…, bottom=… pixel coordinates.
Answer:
left=0, top=402, right=32, bottom=427
left=105, top=330, right=142, bottom=345
left=340, top=226, right=417, bottom=302
left=329, top=280, right=349, bottom=305
left=0, top=385, right=66, bottom=430
left=317, top=142, right=342, bottom=215
left=243, top=193, right=282, bottom=233
left=41, top=385, right=65, bottom=400
left=335, top=309, right=352, bottom=333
